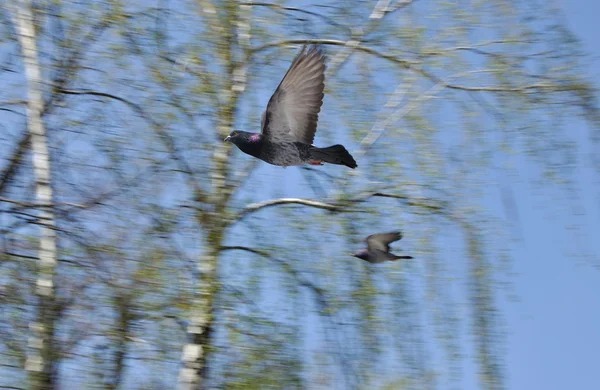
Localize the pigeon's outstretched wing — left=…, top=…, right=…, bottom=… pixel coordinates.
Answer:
left=261, top=45, right=326, bottom=145
left=366, top=232, right=402, bottom=253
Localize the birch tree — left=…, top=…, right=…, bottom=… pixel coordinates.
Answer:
left=9, top=1, right=58, bottom=388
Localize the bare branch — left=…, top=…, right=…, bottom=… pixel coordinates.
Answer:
left=0, top=132, right=30, bottom=196
left=354, top=67, right=525, bottom=160
left=251, top=38, right=419, bottom=69
left=235, top=197, right=353, bottom=221
left=219, top=245, right=328, bottom=300
left=253, top=39, right=579, bottom=96
left=369, top=192, right=446, bottom=213
left=55, top=88, right=206, bottom=199
left=220, top=245, right=269, bottom=257
left=325, top=0, right=417, bottom=75
left=0, top=100, right=27, bottom=106
left=243, top=1, right=349, bottom=31
left=0, top=197, right=86, bottom=209
left=42, top=18, right=112, bottom=114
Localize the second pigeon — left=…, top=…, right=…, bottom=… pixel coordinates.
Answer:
left=352, top=232, right=413, bottom=264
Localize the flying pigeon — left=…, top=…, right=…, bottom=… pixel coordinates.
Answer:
left=224, top=45, right=357, bottom=169
left=352, top=231, right=413, bottom=264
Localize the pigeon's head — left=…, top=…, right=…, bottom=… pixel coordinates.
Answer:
left=224, top=131, right=261, bottom=146
left=351, top=249, right=369, bottom=261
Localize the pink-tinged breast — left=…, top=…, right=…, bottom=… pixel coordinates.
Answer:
left=249, top=134, right=261, bottom=142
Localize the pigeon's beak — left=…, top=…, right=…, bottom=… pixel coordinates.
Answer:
left=223, top=135, right=231, bottom=142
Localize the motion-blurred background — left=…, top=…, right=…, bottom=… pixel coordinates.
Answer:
left=1, top=0, right=598, bottom=389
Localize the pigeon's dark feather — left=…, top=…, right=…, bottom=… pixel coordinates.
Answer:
left=229, top=131, right=264, bottom=158
left=309, top=144, right=357, bottom=169
left=366, top=232, right=402, bottom=252
left=353, top=231, right=411, bottom=264
left=262, top=45, right=326, bottom=145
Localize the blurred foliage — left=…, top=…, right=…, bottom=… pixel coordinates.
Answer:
left=1, top=0, right=598, bottom=389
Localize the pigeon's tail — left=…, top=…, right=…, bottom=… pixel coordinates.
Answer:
left=310, top=144, right=357, bottom=169
left=391, top=255, right=413, bottom=261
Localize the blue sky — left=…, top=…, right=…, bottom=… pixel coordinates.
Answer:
left=251, top=2, right=600, bottom=387
left=504, top=1, right=600, bottom=389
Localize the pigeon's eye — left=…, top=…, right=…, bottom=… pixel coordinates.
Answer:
left=232, top=131, right=238, bottom=136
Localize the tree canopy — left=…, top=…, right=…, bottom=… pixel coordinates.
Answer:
left=1, top=0, right=597, bottom=389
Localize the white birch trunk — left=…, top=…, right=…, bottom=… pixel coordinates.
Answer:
left=10, top=1, right=58, bottom=388
left=177, top=3, right=251, bottom=388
